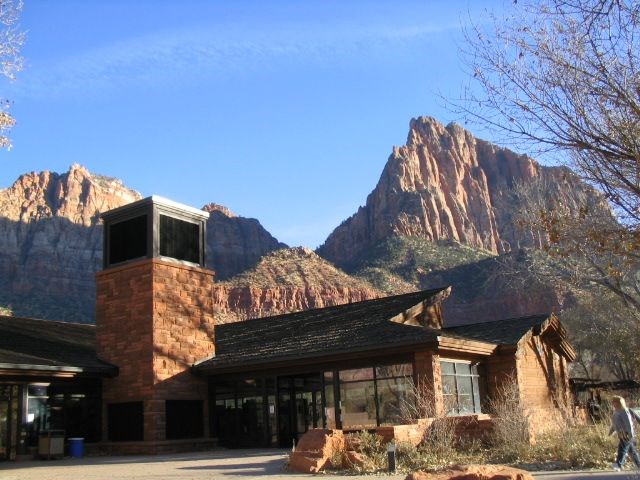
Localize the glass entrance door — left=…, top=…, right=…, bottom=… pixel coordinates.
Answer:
left=277, top=374, right=322, bottom=447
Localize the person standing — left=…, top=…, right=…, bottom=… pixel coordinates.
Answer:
left=609, top=395, right=640, bottom=471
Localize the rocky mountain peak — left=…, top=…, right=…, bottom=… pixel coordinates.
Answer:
left=0, top=164, right=141, bottom=226
left=226, top=247, right=377, bottom=290
left=202, top=203, right=236, bottom=218
left=318, top=116, right=605, bottom=268
left=212, top=247, right=382, bottom=324
left=0, top=166, right=287, bottom=321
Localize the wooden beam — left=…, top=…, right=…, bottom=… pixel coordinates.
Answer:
left=436, top=336, right=497, bottom=355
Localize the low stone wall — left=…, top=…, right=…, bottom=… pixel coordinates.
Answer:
left=452, top=414, right=493, bottom=442
left=290, top=415, right=496, bottom=474
left=376, top=415, right=493, bottom=446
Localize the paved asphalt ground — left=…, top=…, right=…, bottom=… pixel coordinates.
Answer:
left=0, top=449, right=639, bottom=480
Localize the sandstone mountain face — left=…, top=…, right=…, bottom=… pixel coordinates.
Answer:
left=0, top=166, right=287, bottom=322
left=0, top=164, right=141, bottom=321
left=212, top=247, right=382, bottom=324
left=317, top=117, right=608, bottom=324
left=0, top=117, right=608, bottom=328
left=0, top=163, right=140, bottom=226
left=203, top=203, right=287, bottom=280
left=317, top=116, right=604, bottom=268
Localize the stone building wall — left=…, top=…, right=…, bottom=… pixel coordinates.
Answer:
left=96, top=258, right=215, bottom=443
left=516, top=334, right=572, bottom=434
left=414, top=350, right=444, bottom=416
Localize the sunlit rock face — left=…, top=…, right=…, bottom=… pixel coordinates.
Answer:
left=0, top=164, right=141, bottom=322
left=318, top=116, right=603, bottom=268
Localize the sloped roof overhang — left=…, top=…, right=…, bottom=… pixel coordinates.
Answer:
left=193, top=334, right=497, bottom=376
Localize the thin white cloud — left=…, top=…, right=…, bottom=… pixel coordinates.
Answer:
left=8, top=20, right=458, bottom=100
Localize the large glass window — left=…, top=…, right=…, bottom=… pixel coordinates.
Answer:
left=236, top=379, right=266, bottom=448
left=376, top=372, right=412, bottom=425
left=338, top=363, right=413, bottom=428
left=441, top=361, right=482, bottom=415
left=26, top=384, right=49, bottom=447
left=340, top=377, right=376, bottom=428
left=323, top=372, right=336, bottom=429
left=212, top=383, right=236, bottom=447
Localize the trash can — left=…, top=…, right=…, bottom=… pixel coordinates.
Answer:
left=68, top=437, right=84, bottom=458
left=38, top=430, right=65, bottom=459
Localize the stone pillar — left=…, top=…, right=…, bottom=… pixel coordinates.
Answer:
left=96, top=258, right=215, bottom=443
left=414, top=351, right=444, bottom=417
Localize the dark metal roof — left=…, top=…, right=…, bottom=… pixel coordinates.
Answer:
left=0, top=316, right=117, bottom=376
left=195, top=288, right=480, bottom=373
left=444, top=314, right=550, bottom=345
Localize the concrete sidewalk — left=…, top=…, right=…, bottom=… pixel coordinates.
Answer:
left=0, top=449, right=406, bottom=480
left=1, top=450, right=633, bottom=480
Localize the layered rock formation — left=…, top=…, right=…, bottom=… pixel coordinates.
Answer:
left=317, top=117, right=604, bottom=268
left=203, top=203, right=287, bottom=280
left=0, top=165, right=140, bottom=321
left=0, top=166, right=287, bottom=322
left=0, top=117, right=609, bottom=327
left=0, top=164, right=141, bottom=322
left=212, top=247, right=382, bottom=324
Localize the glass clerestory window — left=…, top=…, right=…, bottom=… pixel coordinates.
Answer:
left=108, top=215, right=147, bottom=265
left=159, top=214, right=200, bottom=264
left=441, top=361, right=482, bottom=415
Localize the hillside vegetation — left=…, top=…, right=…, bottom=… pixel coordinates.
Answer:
left=348, top=236, right=494, bottom=293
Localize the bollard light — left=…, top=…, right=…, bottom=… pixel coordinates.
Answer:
left=387, top=442, right=396, bottom=472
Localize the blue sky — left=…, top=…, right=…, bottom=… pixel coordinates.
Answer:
left=1, top=0, right=507, bottom=248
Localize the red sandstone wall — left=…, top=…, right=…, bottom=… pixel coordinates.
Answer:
left=96, top=260, right=155, bottom=403
left=151, top=260, right=215, bottom=395
left=484, top=351, right=518, bottom=402
left=96, top=258, right=216, bottom=442
left=414, top=351, right=445, bottom=417
left=516, top=334, right=571, bottom=433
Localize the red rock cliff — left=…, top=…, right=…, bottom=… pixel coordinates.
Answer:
left=0, top=165, right=141, bottom=321
left=212, top=247, right=382, bottom=324
left=317, top=117, right=602, bottom=267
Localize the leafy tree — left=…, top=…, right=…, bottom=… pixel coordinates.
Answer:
left=0, top=0, right=24, bottom=149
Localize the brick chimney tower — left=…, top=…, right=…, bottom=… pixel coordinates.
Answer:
left=96, top=196, right=215, bottom=447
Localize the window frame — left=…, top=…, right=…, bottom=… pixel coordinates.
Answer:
left=440, top=359, right=483, bottom=416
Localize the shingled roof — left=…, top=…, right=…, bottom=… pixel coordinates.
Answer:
left=444, top=314, right=550, bottom=346
left=194, top=288, right=487, bottom=374
left=0, top=316, right=116, bottom=376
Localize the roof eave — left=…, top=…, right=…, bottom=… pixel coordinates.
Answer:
left=192, top=339, right=440, bottom=376
left=436, top=336, right=497, bottom=355
left=0, top=362, right=118, bottom=378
